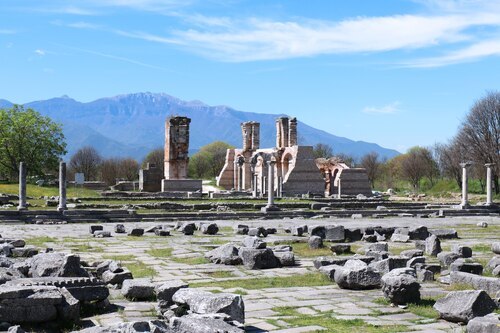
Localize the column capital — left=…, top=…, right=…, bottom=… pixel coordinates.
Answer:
left=459, top=162, right=472, bottom=168
left=485, top=163, right=496, bottom=167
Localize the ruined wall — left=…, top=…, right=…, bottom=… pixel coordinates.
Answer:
left=164, top=116, right=190, bottom=180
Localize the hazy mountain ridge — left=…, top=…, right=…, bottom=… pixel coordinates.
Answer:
left=0, top=92, right=400, bottom=161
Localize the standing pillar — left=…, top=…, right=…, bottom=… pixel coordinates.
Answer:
left=237, top=164, right=243, bottom=191
left=460, top=162, right=472, bottom=208
left=252, top=174, right=258, bottom=198
left=233, top=160, right=238, bottom=190
left=261, top=158, right=280, bottom=212
left=277, top=176, right=283, bottom=198
left=485, top=163, right=495, bottom=206
left=57, top=161, right=67, bottom=212
left=17, top=162, right=27, bottom=211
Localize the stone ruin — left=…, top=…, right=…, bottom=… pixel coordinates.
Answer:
left=315, top=156, right=372, bottom=197
left=140, top=116, right=202, bottom=193
left=217, top=117, right=325, bottom=196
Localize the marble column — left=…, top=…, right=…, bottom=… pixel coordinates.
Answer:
left=261, top=158, right=280, bottom=212
left=17, top=162, right=27, bottom=211
left=233, top=160, right=238, bottom=190
left=277, top=176, right=283, bottom=198
left=485, top=163, right=495, bottom=206
left=460, top=162, right=472, bottom=208
left=252, top=174, right=258, bottom=198
left=57, top=161, right=67, bottom=212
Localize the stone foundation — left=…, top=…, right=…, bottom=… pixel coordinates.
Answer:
left=161, top=179, right=202, bottom=192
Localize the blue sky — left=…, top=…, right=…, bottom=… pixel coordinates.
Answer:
left=1, top=0, right=499, bottom=153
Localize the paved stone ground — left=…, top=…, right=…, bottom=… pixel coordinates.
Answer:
left=3, top=215, right=499, bottom=332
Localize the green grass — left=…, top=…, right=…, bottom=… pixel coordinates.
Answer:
left=407, top=299, right=439, bottom=319
left=203, top=270, right=236, bottom=278
left=170, top=256, right=209, bottom=265
left=0, top=183, right=99, bottom=198
left=127, top=261, right=157, bottom=278
left=191, top=272, right=332, bottom=289
left=102, top=254, right=136, bottom=261
left=25, top=236, right=58, bottom=247
left=471, top=243, right=493, bottom=253
left=279, top=241, right=333, bottom=257
left=146, top=248, right=173, bottom=258
left=445, top=283, right=474, bottom=292
left=70, top=242, right=104, bottom=253
left=272, top=307, right=408, bottom=333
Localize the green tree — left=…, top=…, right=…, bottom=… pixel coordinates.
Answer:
left=188, top=141, right=234, bottom=179
left=141, top=147, right=164, bottom=174
left=0, top=105, right=66, bottom=178
left=313, top=143, right=333, bottom=159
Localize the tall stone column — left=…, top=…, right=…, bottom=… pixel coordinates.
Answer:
left=485, top=163, right=495, bottom=206
left=237, top=164, right=243, bottom=191
left=261, top=158, right=280, bottom=212
left=252, top=174, right=258, bottom=197
left=17, top=162, right=27, bottom=211
left=460, top=162, right=472, bottom=208
left=277, top=176, right=283, bottom=198
left=57, top=161, right=67, bottom=212
left=233, top=160, right=238, bottom=190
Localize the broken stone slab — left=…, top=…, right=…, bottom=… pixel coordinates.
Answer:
left=155, top=229, right=171, bottom=236
left=381, top=268, right=421, bottom=305
left=433, top=290, right=496, bottom=323
left=430, top=229, right=458, bottom=239
left=274, top=251, right=295, bottom=267
left=361, top=234, right=377, bottom=243
left=180, top=223, right=196, bottom=235
left=200, top=223, right=219, bottom=235
left=313, top=255, right=374, bottom=269
left=309, top=225, right=326, bottom=239
left=345, top=228, right=363, bottom=242
left=450, top=271, right=500, bottom=295
left=407, top=256, right=426, bottom=268
left=234, top=225, right=249, bottom=235
left=121, top=278, right=155, bottom=301
left=242, top=236, right=266, bottom=249
left=93, top=231, right=111, bottom=238
left=450, top=259, right=483, bottom=275
left=334, top=259, right=381, bottom=290
left=319, top=264, right=340, bottom=280
left=238, top=248, right=279, bottom=270
left=367, top=242, right=388, bottom=252
left=487, top=256, right=500, bottom=271
left=0, top=267, right=24, bottom=284
left=114, top=224, right=126, bottom=233
left=171, top=314, right=244, bottom=333
left=466, top=313, right=500, bottom=333
left=74, top=321, right=174, bottom=333
left=452, top=245, right=472, bottom=258
left=438, top=252, right=463, bottom=268
left=324, top=225, right=345, bottom=242
left=89, top=225, right=103, bottom=234
left=425, top=235, right=442, bottom=256
left=128, top=228, right=144, bottom=237
left=417, top=269, right=434, bottom=282
left=11, top=246, right=38, bottom=258
left=492, top=242, right=500, bottom=255
left=172, top=288, right=245, bottom=324
left=156, top=280, right=188, bottom=307
left=102, top=268, right=133, bottom=286
left=400, top=249, right=424, bottom=259
left=29, top=253, right=89, bottom=278
left=247, top=227, right=267, bottom=237
left=308, top=236, right=323, bottom=249
left=205, top=244, right=242, bottom=265
left=408, top=226, right=429, bottom=240
left=292, top=226, right=304, bottom=237
left=364, top=250, right=389, bottom=262
left=330, top=244, right=351, bottom=255
left=369, top=256, right=409, bottom=274
left=390, top=233, right=410, bottom=243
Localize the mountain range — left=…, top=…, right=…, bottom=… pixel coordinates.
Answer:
left=0, top=92, right=400, bottom=162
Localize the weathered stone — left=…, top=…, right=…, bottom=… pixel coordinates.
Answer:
left=430, top=229, right=458, bottom=239
left=247, top=227, right=267, bottom=237
left=452, top=245, right=472, bottom=258
left=58, top=287, right=80, bottom=322
left=155, top=229, right=170, bottom=236
left=156, top=280, right=188, bottom=307
left=467, top=313, right=500, bottom=333
left=364, top=250, right=389, bottom=262
left=93, top=231, right=111, bottom=238
left=390, top=234, right=410, bottom=243
left=330, top=244, right=351, bottom=255
left=400, top=249, right=424, bottom=259
left=0, top=257, right=13, bottom=268
left=274, top=251, right=295, bottom=267
left=242, top=236, right=266, bottom=249
left=292, top=226, right=304, bottom=237
left=308, top=236, right=323, bottom=249
left=172, top=288, right=245, bottom=324
left=89, top=225, right=103, bottom=234
left=8, top=240, right=25, bottom=248
left=487, top=256, right=500, bottom=271
left=11, top=246, right=38, bottom=258
left=171, top=314, right=244, bottom=333
left=318, top=264, right=340, bottom=280
left=450, top=271, right=500, bottom=295
left=74, top=321, right=175, bottom=333
left=415, top=240, right=426, bottom=251
left=238, top=248, right=279, bottom=269
left=121, top=278, right=155, bottom=301
left=309, top=225, right=326, bottom=239
left=492, top=242, right=500, bottom=255
left=102, top=268, right=133, bottom=286
left=334, top=259, right=381, bottom=290
left=273, top=245, right=292, bottom=252
left=476, top=221, right=489, bottom=228
left=438, top=252, right=462, bottom=267
left=0, top=244, right=14, bottom=257
left=367, top=242, right=388, bottom=252
left=7, top=326, right=25, bottom=333
left=407, top=256, right=426, bottom=268
left=0, top=267, right=24, bottom=284
left=345, top=228, right=363, bottom=242
left=362, top=234, right=377, bottom=243
left=417, top=269, right=434, bottom=282
left=450, top=259, right=483, bottom=275
left=324, top=225, right=345, bottom=242
left=369, top=257, right=408, bottom=274
left=114, top=224, right=126, bottom=233
left=234, top=225, right=249, bottom=235
left=29, top=253, right=88, bottom=278
left=381, top=268, right=421, bottom=305
left=425, top=235, right=442, bottom=256
left=128, top=228, right=144, bottom=237
left=408, top=226, right=429, bottom=240
left=205, top=244, right=242, bottom=265
left=433, top=290, right=496, bottom=323
left=200, top=223, right=219, bottom=235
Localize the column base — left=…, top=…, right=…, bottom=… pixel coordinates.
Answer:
left=57, top=206, right=67, bottom=212
left=261, top=205, right=281, bottom=213
left=17, top=206, right=27, bottom=211
left=456, top=203, right=470, bottom=210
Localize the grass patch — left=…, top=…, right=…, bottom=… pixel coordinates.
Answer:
left=127, top=261, right=157, bottom=278
left=70, top=243, right=104, bottom=253
left=191, top=272, right=332, bottom=289
left=170, top=256, right=209, bottom=265
left=146, top=248, right=173, bottom=258
left=204, top=270, right=235, bottom=278
left=102, top=254, right=136, bottom=261
left=281, top=242, right=333, bottom=257
left=0, top=184, right=99, bottom=198
left=471, top=243, right=493, bottom=253
left=25, top=236, right=58, bottom=247
left=445, top=283, right=474, bottom=292
left=272, top=307, right=408, bottom=333
left=407, top=299, right=439, bottom=319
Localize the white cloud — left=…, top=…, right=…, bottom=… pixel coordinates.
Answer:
left=83, top=0, right=192, bottom=12
left=363, top=102, right=401, bottom=115
left=35, top=49, right=46, bottom=56
left=0, top=29, right=16, bottom=34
